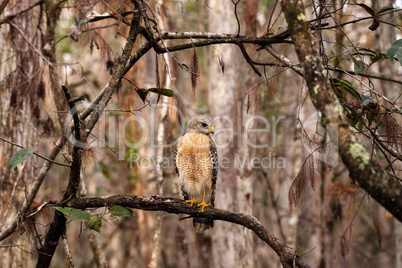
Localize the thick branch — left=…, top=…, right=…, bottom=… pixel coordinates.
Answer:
left=66, top=195, right=310, bottom=268
left=37, top=85, right=83, bottom=267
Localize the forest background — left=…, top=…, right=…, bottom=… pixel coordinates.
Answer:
left=0, top=0, right=401, bottom=267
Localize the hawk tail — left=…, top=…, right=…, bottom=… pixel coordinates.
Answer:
left=193, top=218, right=214, bottom=233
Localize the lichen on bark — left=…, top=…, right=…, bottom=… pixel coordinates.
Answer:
left=349, top=143, right=370, bottom=170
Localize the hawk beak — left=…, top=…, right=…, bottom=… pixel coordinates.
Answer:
left=209, top=126, right=214, bottom=134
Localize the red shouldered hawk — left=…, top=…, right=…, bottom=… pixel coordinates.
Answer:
left=174, top=115, right=218, bottom=233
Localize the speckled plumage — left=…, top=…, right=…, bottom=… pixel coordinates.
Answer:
left=174, top=115, right=218, bottom=232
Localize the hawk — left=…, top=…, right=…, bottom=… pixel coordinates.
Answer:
left=174, top=115, right=218, bottom=232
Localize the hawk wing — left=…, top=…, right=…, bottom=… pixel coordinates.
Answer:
left=173, top=142, right=189, bottom=200
left=210, top=138, right=218, bottom=207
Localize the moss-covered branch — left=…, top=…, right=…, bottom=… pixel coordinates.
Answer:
left=281, top=0, right=402, bottom=221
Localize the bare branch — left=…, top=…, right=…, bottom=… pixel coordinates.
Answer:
left=0, top=0, right=42, bottom=25
left=8, top=21, right=54, bottom=67
left=231, top=0, right=241, bottom=37
left=264, top=45, right=304, bottom=76
left=237, top=42, right=261, bottom=76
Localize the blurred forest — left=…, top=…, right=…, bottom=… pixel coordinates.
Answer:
left=0, top=0, right=401, bottom=267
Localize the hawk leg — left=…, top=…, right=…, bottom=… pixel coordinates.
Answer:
left=186, top=197, right=197, bottom=207
left=197, top=188, right=211, bottom=212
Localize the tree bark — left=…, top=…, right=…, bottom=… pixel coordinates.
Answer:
left=208, top=1, right=241, bottom=267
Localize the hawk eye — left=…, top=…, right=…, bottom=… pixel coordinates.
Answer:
left=201, top=122, right=208, bottom=127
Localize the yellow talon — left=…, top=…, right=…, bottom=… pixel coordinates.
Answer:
left=186, top=197, right=197, bottom=207
left=197, top=201, right=210, bottom=212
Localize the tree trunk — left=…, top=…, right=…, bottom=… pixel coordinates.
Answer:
left=208, top=0, right=243, bottom=266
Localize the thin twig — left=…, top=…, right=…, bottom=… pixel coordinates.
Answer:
left=8, top=21, right=54, bottom=68
left=0, top=137, right=71, bottom=167
left=62, top=232, right=75, bottom=268
left=264, top=45, right=304, bottom=76
left=237, top=42, right=261, bottom=76
left=231, top=0, right=241, bottom=37
left=0, top=0, right=42, bottom=25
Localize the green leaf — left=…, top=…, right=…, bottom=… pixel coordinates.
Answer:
left=395, top=49, right=402, bottom=65
left=341, top=80, right=362, bottom=100
left=80, top=15, right=114, bottom=25
left=54, top=207, right=91, bottom=222
left=88, top=214, right=102, bottom=233
left=135, top=89, right=149, bottom=104
left=147, top=18, right=158, bottom=27
left=330, top=78, right=346, bottom=100
left=367, top=113, right=373, bottom=127
left=336, top=40, right=346, bottom=48
left=331, top=78, right=362, bottom=101
left=349, top=114, right=359, bottom=127
left=370, top=52, right=389, bottom=63
left=377, top=6, right=394, bottom=14
left=147, top=88, right=174, bottom=97
left=98, top=161, right=110, bottom=179
left=356, top=3, right=376, bottom=16
left=352, top=58, right=367, bottom=74
left=334, top=57, right=340, bottom=68
left=350, top=55, right=359, bottom=66
left=136, top=88, right=173, bottom=103
left=109, top=206, right=134, bottom=217
left=56, top=0, right=68, bottom=7
left=387, top=39, right=402, bottom=65
left=358, top=117, right=364, bottom=133
left=9, top=148, right=36, bottom=168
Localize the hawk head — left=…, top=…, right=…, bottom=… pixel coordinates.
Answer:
left=187, top=115, right=215, bottom=135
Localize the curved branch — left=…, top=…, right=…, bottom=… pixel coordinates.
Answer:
left=237, top=42, right=261, bottom=76
left=66, top=195, right=310, bottom=268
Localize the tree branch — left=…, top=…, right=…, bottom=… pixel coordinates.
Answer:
left=37, top=85, right=83, bottom=267
left=66, top=195, right=310, bottom=268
